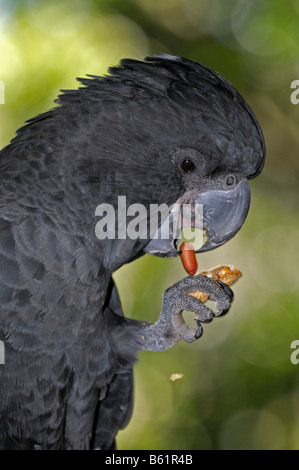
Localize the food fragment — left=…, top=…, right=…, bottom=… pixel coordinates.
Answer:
left=180, top=242, right=198, bottom=275
left=170, top=373, right=184, bottom=382
left=189, top=265, right=242, bottom=302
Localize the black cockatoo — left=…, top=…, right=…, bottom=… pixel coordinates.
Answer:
left=0, top=54, right=265, bottom=450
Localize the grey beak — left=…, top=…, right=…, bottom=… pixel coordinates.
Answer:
left=144, top=178, right=251, bottom=257
left=196, top=178, right=251, bottom=252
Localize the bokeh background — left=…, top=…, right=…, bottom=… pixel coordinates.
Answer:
left=1, top=0, right=299, bottom=450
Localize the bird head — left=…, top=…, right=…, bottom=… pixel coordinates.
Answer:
left=28, top=54, right=265, bottom=272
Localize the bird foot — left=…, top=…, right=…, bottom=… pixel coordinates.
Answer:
left=139, top=275, right=234, bottom=352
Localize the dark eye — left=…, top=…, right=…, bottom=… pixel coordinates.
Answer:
left=226, top=175, right=236, bottom=186
left=182, top=159, right=195, bottom=172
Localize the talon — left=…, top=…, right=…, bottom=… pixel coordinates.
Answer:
left=216, top=280, right=234, bottom=300
left=218, top=307, right=230, bottom=317
left=213, top=306, right=230, bottom=317
left=198, top=309, right=213, bottom=323
left=214, top=298, right=231, bottom=317
left=194, top=319, right=203, bottom=339
left=183, top=326, right=202, bottom=343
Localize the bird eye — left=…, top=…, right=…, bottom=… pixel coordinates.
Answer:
left=182, top=159, right=195, bottom=172
left=226, top=175, right=236, bottom=186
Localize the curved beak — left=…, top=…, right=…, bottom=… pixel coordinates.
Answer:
left=144, top=178, right=251, bottom=257
left=196, top=178, right=251, bottom=252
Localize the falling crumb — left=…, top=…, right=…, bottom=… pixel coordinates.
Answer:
left=170, top=373, right=184, bottom=382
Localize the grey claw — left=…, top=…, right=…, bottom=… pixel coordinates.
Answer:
left=194, top=319, right=203, bottom=339
left=216, top=280, right=234, bottom=300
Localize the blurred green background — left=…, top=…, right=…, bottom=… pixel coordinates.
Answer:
left=1, top=0, right=299, bottom=450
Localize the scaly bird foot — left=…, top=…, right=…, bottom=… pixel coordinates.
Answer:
left=140, top=275, right=234, bottom=351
